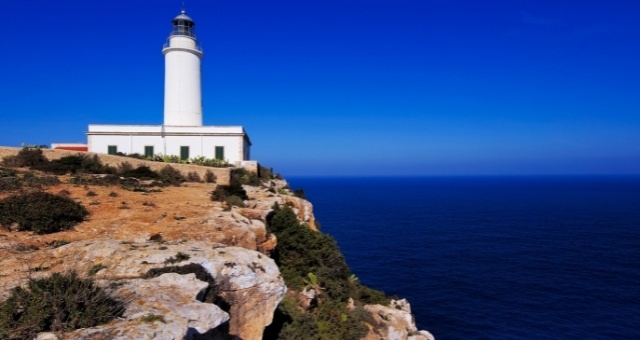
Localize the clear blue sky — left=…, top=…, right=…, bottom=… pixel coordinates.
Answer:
left=1, top=1, right=639, bottom=176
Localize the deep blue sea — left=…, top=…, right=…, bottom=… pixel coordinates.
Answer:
left=287, top=176, right=640, bottom=339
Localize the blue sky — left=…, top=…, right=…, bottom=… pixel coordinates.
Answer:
left=1, top=1, right=639, bottom=176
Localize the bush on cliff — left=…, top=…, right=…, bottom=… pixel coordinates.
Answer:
left=2, top=147, right=48, bottom=168
left=211, top=177, right=248, bottom=202
left=0, top=271, right=125, bottom=340
left=158, top=165, right=186, bottom=186
left=0, top=192, right=89, bottom=234
left=267, top=203, right=352, bottom=300
left=231, top=168, right=261, bottom=186
left=119, top=165, right=159, bottom=179
left=31, top=154, right=116, bottom=175
left=264, top=203, right=389, bottom=339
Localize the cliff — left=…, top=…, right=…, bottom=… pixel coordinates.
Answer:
left=0, top=147, right=433, bottom=339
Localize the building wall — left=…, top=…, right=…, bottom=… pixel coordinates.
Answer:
left=87, top=127, right=250, bottom=163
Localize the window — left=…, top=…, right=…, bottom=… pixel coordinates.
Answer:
left=107, top=145, right=117, bottom=155
left=215, top=146, right=224, bottom=160
left=180, top=146, right=189, bottom=160
left=144, top=146, right=154, bottom=158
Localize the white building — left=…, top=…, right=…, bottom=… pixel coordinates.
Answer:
left=86, top=10, right=251, bottom=164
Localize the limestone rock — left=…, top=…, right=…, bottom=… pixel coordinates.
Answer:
left=0, top=239, right=286, bottom=340
left=363, top=299, right=434, bottom=340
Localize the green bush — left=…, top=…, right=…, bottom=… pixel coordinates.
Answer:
left=158, top=165, right=185, bottom=185
left=32, top=154, right=115, bottom=175
left=205, top=170, right=216, bottom=183
left=0, top=192, right=89, bottom=234
left=0, top=177, right=21, bottom=192
left=22, top=173, right=60, bottom=188
left=211, top=182, right=248, bottom=202
left=225, top=195, right=245, bottom=207
left=231, top=168, right=261, bottom=186
left=119, top=165, right=159, bottom=179
left=267, top=204, right=352, bottom=300
left=0, top=271, right=125, bottom=340
left=6, top=147, right=48, bottom=167
left=292, top=189, right=306, bottom=199
left=263, top=204, right=389, bottom=339
left=187, top=171, right=202, bottom=182
left=0, top=167, right=18, bottom=177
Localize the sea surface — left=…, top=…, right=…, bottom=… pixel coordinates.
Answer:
left=286, top=176, right=640, bottom=339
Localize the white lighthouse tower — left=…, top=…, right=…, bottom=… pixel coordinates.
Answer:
left=162, top=11, right=203, bottom=126
left=86, top=8, right=253, bottom=166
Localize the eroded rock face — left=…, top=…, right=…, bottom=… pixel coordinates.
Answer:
left=363, top=299, right=435, bottom=340
left=0, top=239, right=286, bottom=340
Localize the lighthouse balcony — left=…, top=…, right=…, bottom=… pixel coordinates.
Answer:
left=163, top=37, right=203, bottom=54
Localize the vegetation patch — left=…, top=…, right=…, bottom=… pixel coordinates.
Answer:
left=0, top=271, right=126, bottom=340
left=263, top=203, right=388, bottom=339
left=0, top=192, right=89, bottom=234
left=211, top=172, right=248, bottom=203
left=140, top=313, right=166, bottom=323
left=1, top=147, right=47, bottom=168
left=32, top=154, right=116, bottom=175
left=87, top=263, right=107, bottom=276
left=204, top=170, right=216, bottom=183
left=164, top=252, right=190, bottom=264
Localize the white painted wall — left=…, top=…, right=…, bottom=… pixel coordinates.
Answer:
left=163, top=36, right=203, bottom=126
left=86, top=125, right=250, bottom=163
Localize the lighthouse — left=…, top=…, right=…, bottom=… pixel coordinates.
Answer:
left=163, top=11, right=203, bottom=126
left=86, top=9, right=252, bottom=164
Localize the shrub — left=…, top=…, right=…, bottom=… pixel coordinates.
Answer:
left=205, top=170, right=216, bottom=183
left=187, top=171, right=201, bottom=182
left=119, top=165, right=159, bottom=179
left=0, top=167, right=18, bottom=177
left=225, top=195, right=245, bottom=208
left=0, top=271, right=126, bottom=340
left=117, top=161, right=134, bottom=175
left=11, top=147, right=48, bottom=167
left=266, top=204, right=387, bottom=304
left=1, top=156, right=21, bottom=167
left=164, top=252, right=190, bottom=264
left=87, top=263, right=107, bottom=276
left=158, top=165, right=185, bottom=186
left=23, top=173, right=60, bottom=188
left=292, top=189, right=306, bottom=199
left=0, top=177, right=21, bottom=192
left=0, top=192, right=89, bottom=234
left=140, top=314, right=165, bottom=323
left=211, top=182, right=248, bottom=202
left=32, top=154, right=115, bottom=175
left=258, top=165, right=274, bottom=180
left=263, top=205, right=388, bottom=339
left=231, top=168, right=261, bottom=186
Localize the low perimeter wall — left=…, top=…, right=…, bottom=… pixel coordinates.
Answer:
left=0, top=147, right=234, bottom=185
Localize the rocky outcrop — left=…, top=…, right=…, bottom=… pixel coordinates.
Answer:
left=363, top=299, right=434, bottom=340
left=0, top=239, right=286, bottom=339
left=0, top=150, right=432, bottom=339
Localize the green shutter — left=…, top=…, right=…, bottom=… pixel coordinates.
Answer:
left=215, top=146, right=224, bottom=160
left=144, top=146, right=154, bottom=158
left=107, top=145, right=117, bottom=155
left=180, top=146, right=189, bottom=160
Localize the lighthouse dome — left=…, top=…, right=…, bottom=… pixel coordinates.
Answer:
left=170, top=10, right=196, bottom=38
left=173, top=11, right=194, bottom=23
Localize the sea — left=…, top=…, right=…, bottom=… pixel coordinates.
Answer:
left=286, top=176, right=640, bottom=339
